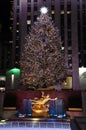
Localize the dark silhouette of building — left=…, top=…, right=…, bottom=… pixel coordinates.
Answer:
left=0, top=0, right=12, bottom=74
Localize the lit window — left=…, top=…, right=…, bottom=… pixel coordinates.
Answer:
left=9, top=41, right=13, bottom=43
left=51, top=10, right=55, bottom=14
left=68, top=47, right=72, bottom=50
left=0, top=76, right=6, bottom=81
left=61, top=10, right=65, bottom=14
left=16, top=30, right=19, bottom=32
left=27, top=20, right=31, bottom=25
left=9, top=27, right=12, bottom=30
left=68, top=54, right=72, bottom=57
left=61, top=46, right=64, bottom=50
left=10, top=18, right=13, bottom=20
left=69, top=64, right=72, bottom=67
left=27, top=12, right=31, bottom=16
left=15, top=61, right=18, bottom=64
left=16, top=22, right=19, bottom=25
left=16, top=46, right=19, bottom=48
left=67, top=11, right=71, bottom=14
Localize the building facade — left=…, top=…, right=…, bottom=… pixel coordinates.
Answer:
left=2, top=0, right=86, bottom=90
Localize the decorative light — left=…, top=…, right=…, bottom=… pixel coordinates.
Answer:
left=40, top=7, right=48, bottom=14
left=11, top=73, right=14, bottom=89
left=27, top=20, right=31, bottom=25
left=61, top=46, right=64, bottom=50
left=7, top=68, right=20, bottom=74
left=79, top=66, right=86, bottom=76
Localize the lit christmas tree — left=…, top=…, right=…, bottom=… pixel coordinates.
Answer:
left=20, top=7, right=67, bottom=89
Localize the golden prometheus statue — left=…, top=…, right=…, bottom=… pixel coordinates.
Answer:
left=30, top=91, right=57, bottom=115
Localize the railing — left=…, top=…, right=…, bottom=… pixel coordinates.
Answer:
left=0, top=121, right=70, bottom=129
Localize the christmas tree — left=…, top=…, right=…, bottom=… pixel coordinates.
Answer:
left=20, top=7, right=67, bottom=89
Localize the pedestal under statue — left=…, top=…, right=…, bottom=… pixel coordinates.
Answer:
left=18, top=91, right=66, bottom=118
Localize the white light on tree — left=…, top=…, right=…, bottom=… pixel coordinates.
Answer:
left=40, top=7, right=48, bottom=14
